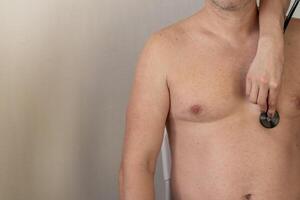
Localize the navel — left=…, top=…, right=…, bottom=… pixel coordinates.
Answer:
left=190, top=104, right=202, bottom=114
left=243, top=193, right=252, bottom=200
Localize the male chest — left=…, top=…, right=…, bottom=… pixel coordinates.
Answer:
left=166, top=49, right=300, bottom=123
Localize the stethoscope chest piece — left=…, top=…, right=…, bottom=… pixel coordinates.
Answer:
left=259, top=111, right=280, bottom=129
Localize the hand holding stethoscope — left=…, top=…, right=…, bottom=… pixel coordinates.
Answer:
left=247, top=0, right=300, bottom=129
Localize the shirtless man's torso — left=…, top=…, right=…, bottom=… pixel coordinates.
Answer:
left=164, top=2, right=300, bottom=200
left=120, top=0, right=300, bottom=199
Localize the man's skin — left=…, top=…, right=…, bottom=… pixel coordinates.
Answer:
left=119, top=0, right=300, bottom=199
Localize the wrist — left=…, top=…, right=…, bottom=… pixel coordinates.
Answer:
left=259, top=25, right=284, bottom=39
left=257, top=36, right=285, bottom=64
left=258, top=34, right=284, bottom=49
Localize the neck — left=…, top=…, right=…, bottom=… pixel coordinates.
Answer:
left=200, top=0, right=259, bottom=41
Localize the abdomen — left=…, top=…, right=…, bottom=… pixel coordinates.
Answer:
left=166, top=103, right=300, bottom=200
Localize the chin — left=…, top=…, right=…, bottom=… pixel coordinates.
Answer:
left=210, top=0, right=252, bottom=10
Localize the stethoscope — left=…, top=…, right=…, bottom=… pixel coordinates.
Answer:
left=259, top=0, right=300, bottom=128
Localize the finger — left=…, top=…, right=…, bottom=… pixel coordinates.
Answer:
left=246, top=76, right=252, bottom=97
left=257, top=83, right=269, bottom=112
left=249, top=82, right=259, bottom=104
left=268, top=85, right=280, bottom=118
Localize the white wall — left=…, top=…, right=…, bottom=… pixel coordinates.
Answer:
left=0, top=0, right=202, bottom=199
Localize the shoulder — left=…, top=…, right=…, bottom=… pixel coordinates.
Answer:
left=145, top=21, right=188, bottom=55
left=137, top=20, right=190, bottom=69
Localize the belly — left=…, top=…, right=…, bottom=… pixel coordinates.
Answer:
left=166, top=102, right=300, bottom=200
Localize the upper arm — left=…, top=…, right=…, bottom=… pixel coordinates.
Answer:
left=121, top=31, right=171, bottom=173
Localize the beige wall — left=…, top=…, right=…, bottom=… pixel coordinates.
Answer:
left=0, top=0, right=299, bottom=200
left=0, top=0, right=202, bottom=199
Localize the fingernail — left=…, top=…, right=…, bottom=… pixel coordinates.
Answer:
left=267, top=112, right=273, bottom=118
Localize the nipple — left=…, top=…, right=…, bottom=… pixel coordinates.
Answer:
left=190, top=104, right=202, bottom=114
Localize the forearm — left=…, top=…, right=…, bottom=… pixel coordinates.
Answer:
left=259, top=0, right=291, bottom=37
left=246, top=0, right=291, bottom=117
left=257, top=0, right=291, bottom=65
left=119, top=165, right=155, bottom=200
